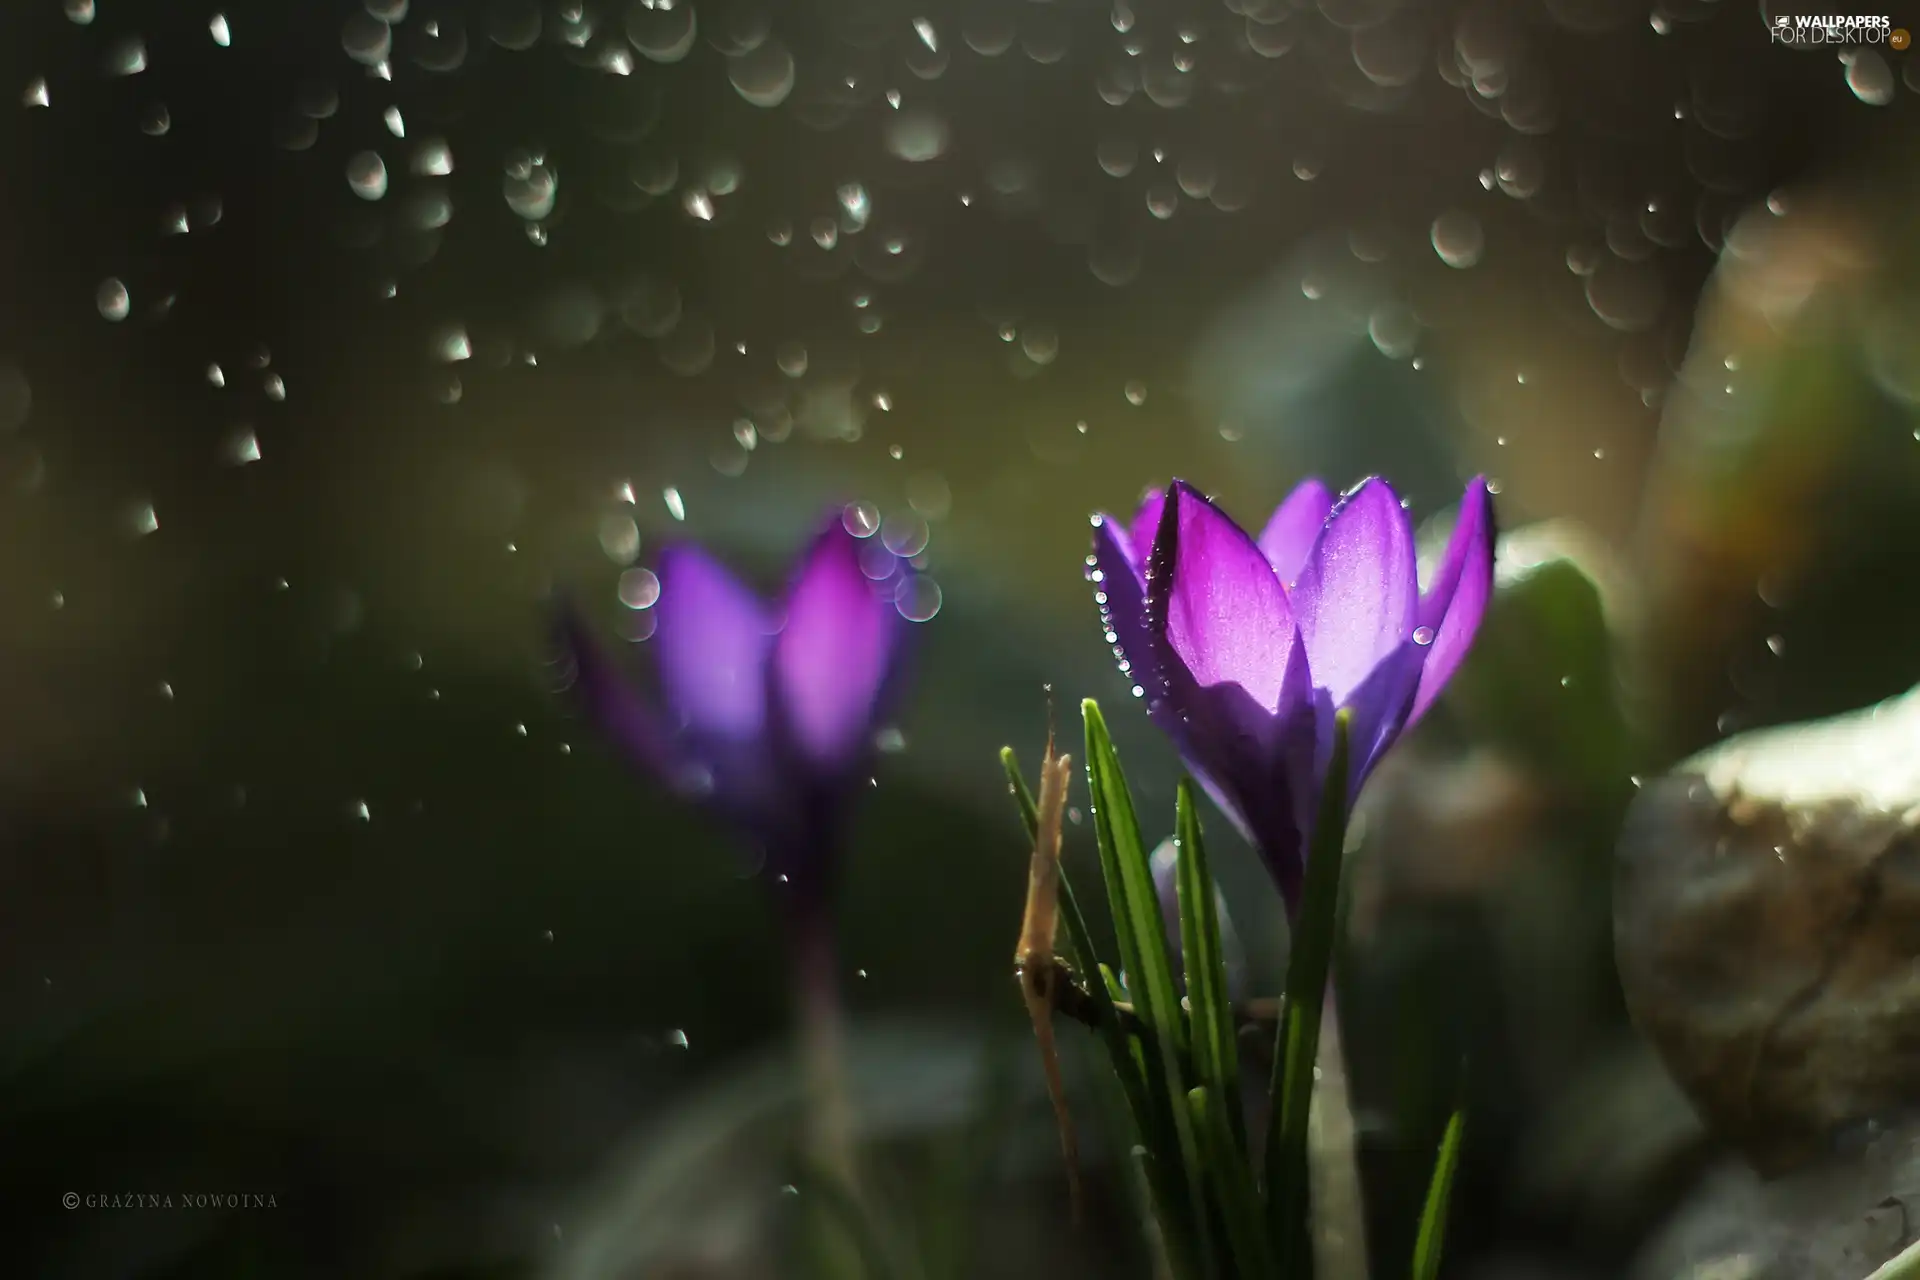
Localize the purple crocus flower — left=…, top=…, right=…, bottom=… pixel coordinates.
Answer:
left=1089, top=476, right=1494, bottom=909
left=557, top=518, right=910, bottom=909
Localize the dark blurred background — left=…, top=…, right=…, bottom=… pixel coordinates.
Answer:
left=1, top=0, right=1918, bottom=1277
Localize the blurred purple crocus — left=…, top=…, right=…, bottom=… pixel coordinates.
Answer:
left=1089, top=476, right=1494, bottom=910
left=557, top=517, right=910, bottom=910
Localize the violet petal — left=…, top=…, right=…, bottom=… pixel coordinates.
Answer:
left=1128, top=487, right=1167, bottom=562
left=1331, top=638, right=1428, bottom=798
left=1256, top=477, right=1335, bottom=586
left=555, top=604, right=682, bottom=785
left=1409, top=478, right=1496, bottom=724
left=1291, top=477, right=1419, bottom=707
left=1147, top=481, right=1299, bottom=713
left=1091, top=511, right=1153, bottom=690
left=654, top=543, right=774, bottom=740
left=772, top=523, right=901, bottom=772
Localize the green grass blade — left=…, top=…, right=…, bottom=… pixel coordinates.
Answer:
left=1410, top=1111, right=1465, bottom=1280
left=1190, top=1087, right=1278, bottom=1280
left=1175, top=779, right=1245, bottom=1155
left=1265, top=710, right=1355, bottom=1277
left=999, top=745, right=1042, bottom=836
left=1081, top=700, right=1217, bottom=1279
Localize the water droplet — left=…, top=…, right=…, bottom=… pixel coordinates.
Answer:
left=1430, top=210, right=1484, bottom=268
left=883, top=110, right=949, bottom=162
left=96, top=278, right=130, bottom=321
left=682, top=187, right=714, bottom=221
left=894, top=573, right=942, bottom=622
left=413, top=138, right=454, bottom=176
left=1766, top=634, right=1785, bottom=657
left=65, top=0, right=95, bottom=24
left=342, top=12, right=392, bottom=65
left=345, top=150, right=389, bottom=201
left=1124, top=380, right=1147, bottom=405
left=352, top=799, right=371, bottom=821
left=504, top=160, right=558, bottom=220
left=209, top=12, right=231, bottom=46
left=106, top=36, right=148, bottom=76
left=1367, top=304, right=1419, bottom=360
left=618, top=567, right=661, bottom=609
left=1847, top=50, right=1895, bottom=106
left=881, top=512, right=930, bottom=558
left=729, top=40, right=795, bottom=107
left=1412, top=626, right=1435, bottom=646
left=776, top=342, right=808, bottom=377
left=843, top=501, right=881, bottom=537
left=662, top=486, right=686, bottom=521
left=837, top=182, right=871, bottom=229
left=598, top=514, right=641, bottom=565
left=666, top=1028, right=689, bottom=1048
left=433, top=324, right=471, bottom=362
left=226, top=428, right=261, bottom=464
left=22, top=77, right=49, bottom=108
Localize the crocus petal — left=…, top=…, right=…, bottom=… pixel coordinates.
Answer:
left=1128, top=488, right=1167, bottom=562
left=1157, top=639, right=1319, bottom=906
left=1091, top=512, right=1153, bottom=691
left=1291, top=477, right=1419, bottom=707
left=555, top=604, right=682, bottom=785
left=772, top=523, right=902, bottom=771
left=1329, top=638, right=1428, bottom=798
left=768, top=521, right=902, bottom=771
left=1256, top=478, right=1334, bottom=586
left=654, top=544, right=773, bottom=740
left=1409, top=478, right=1496, bottom=724
left=1146, top=481, right=1299, bottom=713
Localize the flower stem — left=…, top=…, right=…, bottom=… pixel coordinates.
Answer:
left=790, top=903, right=858, bottom=1192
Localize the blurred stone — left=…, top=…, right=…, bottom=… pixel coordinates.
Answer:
left=1631, top=1118, right=1920, bottom=1280
left=1614, top=684, right=1920, bottom=1176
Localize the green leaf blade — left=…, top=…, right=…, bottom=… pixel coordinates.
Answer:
left=1175, top=779, right=1245, bottom=1154
left=1410, top=1111, right=1465, bottom=1280
left=1190, top=1087, right=1278, bottom=1280
left=1081, top=700, right=1218, bottom=1279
